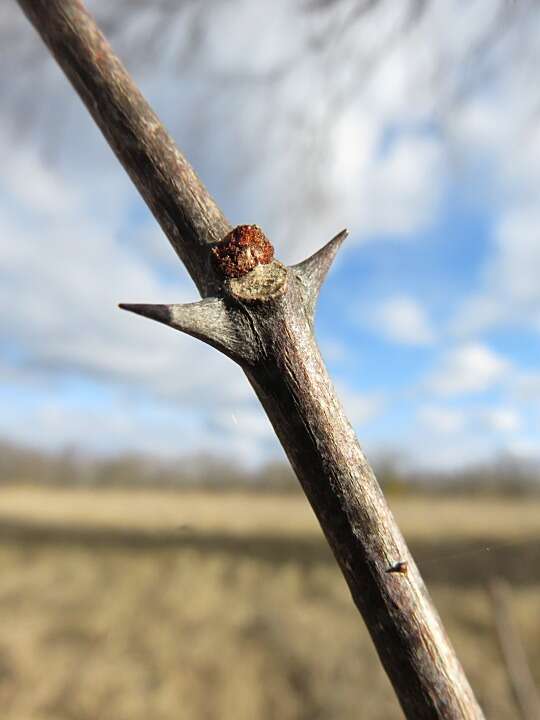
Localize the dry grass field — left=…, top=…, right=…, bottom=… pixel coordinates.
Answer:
left=0, top=485, right=539, bottom=719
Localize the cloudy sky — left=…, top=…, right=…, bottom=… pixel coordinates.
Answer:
left=0, top=0, right=539, bottom=470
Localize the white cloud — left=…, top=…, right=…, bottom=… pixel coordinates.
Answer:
left=455, top=207, right=540, bottom=334
left=324, top=113, right=446, bottom=242
left=336, top=384, right=384, bottom=427
left=418, top=406, right=465, bottom=434
left=505, top=437, right=540, bottom=463
left=360, top=136, right=445, bottom=237
left=490, top=209, right=540, bottom=304
left=8, top=145, right=79, bottom=216
left=319, top=337, right=348, bottom=364
left=211, top=407, right=273, bottom=444
left=418, top=403, right=521, bottom=439
left=372, top=295, right=435, bottom=345
left=513, top=372, right=540, bottom=401
left=428, top=343, right=510, bottom=396
left=0, top=390, right=276, bottom=465
left=480, top=408, right=521, bottom=433
left=409, top=405, right=529, bottom=472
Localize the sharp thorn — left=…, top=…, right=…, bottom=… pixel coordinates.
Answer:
left=291, top=228, right=349, bottom=320
left=118, top=303, right=172, bottom=324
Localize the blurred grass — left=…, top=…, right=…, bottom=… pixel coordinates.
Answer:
left=0, top=486, right=539, bottom=719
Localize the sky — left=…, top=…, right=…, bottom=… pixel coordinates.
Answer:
left=0, top=0, right=539, bottom=471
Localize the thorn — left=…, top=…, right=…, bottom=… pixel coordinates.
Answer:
left=119, top=298, right=251, bottom=364
left=386, top=560, right=408, bottom=575
left=119, top=303, right=171, bottom=324
left=291, top=229, right=348, bottom=320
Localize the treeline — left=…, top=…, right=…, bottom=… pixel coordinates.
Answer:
left=0, top=439, right=539, bottom=495
left=372, top=453, right=540, bottom=497
left=0, top=439, right=298, bottom=492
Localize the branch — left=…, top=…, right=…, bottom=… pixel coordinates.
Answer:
left=16, top=1, right=485, bottom=718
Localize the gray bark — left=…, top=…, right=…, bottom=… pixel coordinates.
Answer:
left=16, top=1, right=485, bottom=718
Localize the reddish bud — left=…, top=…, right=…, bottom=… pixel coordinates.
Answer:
left=212, top=225, right=274, bottom=278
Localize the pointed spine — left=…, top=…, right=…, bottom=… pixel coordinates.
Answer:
left=119, top=298, right=253, bottom=363
left=291, top=229, right=348, bottom=320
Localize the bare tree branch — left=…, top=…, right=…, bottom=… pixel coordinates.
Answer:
left=15, top=1, right=486, bottom=718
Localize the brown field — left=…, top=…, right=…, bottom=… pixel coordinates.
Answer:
left=0, top=486, right=539, bottom=719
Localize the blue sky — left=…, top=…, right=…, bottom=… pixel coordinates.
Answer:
left=0, top=0, right=539, bottom=470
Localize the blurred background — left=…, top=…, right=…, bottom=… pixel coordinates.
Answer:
left=0, top=0, right=539, bottom=718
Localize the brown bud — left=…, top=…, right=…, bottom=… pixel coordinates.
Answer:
left=212, top=225, right=274, bottom=279
left=386, top=560, right=408, bottom=575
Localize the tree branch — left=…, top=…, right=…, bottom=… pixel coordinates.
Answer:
left=16, top=1, right=485, bottom=718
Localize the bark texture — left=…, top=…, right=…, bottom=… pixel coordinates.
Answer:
left=17, top=1, right=486, bottom=718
